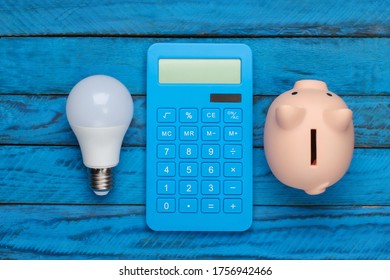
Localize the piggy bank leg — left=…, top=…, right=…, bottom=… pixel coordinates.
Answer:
left=304, top=182, right=330, bottom=195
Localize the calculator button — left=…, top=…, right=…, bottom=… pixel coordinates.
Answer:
left=179, top=144, right=197, bottom=159
left=202, top=199, right=220, bottom=213
left=157, top=198, right=175, bottom=213
left=157, top=162, right=175, bottom=177
left=202, top=109, right=220, bottom=123
left=179, top=162, right=198, bottom=177
left=224, top=108, right=242, bottom=123
left=224, top=145, right=242, bottom=159
left=224, top=127, right=242, bottom=141
left=157, top=127, right=175, bottom=141
left=157, top=180, right=175, bottom=195
left=179, top=181, right=198, bottom=195
left=180, top=108, right=197, bottom=123
left=179, top=126, right=198, bottom=141
left=224, top=199, right=242, bottom=213
left=202, top=162, right=220, bottom=177
left=157, top=108, right=175, bottom=123
left=157, top=144, right=175, bottom=159
left=224, top=181, right=242, bottom=195
left=179, top=199, right=198, bottom=213
left=201, top=144, right=220, bottom=159
left=224, top=162, right=242, bottom=177
left=201, top=181, right=220, bottom=195
left=201, top=127, right=220, bottom=141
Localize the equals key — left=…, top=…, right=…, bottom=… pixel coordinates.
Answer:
left=202, top=199, right=220, bottom=213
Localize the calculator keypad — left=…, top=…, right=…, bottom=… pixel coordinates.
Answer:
left=155, top=107, right=244, bottom=214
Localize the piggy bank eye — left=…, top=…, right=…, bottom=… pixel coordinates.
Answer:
left=291, top=91, right=298, bottom=95
left=327, top=93, right=333, bottom=97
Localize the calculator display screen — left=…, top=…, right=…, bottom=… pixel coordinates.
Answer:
left=158, top=59, right=241, bottom=84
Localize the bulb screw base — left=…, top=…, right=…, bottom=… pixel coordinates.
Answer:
left=89, top=168, right=112, bottom=195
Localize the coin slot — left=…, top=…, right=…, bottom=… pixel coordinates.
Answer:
left=311, top=129, right=317, bottom=166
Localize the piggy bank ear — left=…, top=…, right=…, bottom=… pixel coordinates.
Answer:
left=275, top=105, right=306, bottom=130
left=323, top=108, right=353, bottom=131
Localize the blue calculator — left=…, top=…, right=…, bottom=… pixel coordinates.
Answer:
left=146, top=43, right=253, bottom=231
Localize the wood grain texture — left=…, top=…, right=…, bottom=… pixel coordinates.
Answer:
left=0, top=95, right=390, bottom=147
left=0, top=0, right=389, bottom=261
left=0, top=146, right=388, bottom=206
left=0, top=95, right=388, bottom=147
left=0, top=95, right=146, bottom=147
left=0, top=38, right=390, bottom=95
left=0, top=205, right=389, bottom=259
left=1, top=0, right=389, bottom=37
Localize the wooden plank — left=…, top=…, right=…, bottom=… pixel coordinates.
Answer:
left=0, top=38, right=389, bottom=95
left=0, top=95, right=146, bottom=147
left=0, top=205, right=388, bottom=259
left=1, top=95, right=388, bottom=147
left=0, top=146, right=388, bottom=205
left=1, top=0, right=389, bottom=37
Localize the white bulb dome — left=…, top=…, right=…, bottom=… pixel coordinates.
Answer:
left=66, top=75, right=133, bottom=128
left=66, top=75, right=134, bottom=195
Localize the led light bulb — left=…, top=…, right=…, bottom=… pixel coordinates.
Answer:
left=66, top=75, right=133, bottom=195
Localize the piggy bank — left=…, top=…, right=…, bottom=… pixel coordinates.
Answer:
left=264, top=80, right=354, bottom=195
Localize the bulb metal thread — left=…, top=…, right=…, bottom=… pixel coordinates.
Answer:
left=89, top=168, right=112, bottom=195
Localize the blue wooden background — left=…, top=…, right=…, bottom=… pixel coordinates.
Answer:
left=0, top=0, right=389, bottom=259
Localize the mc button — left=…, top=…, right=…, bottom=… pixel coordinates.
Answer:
left=157, top=127, right=175, bottom=141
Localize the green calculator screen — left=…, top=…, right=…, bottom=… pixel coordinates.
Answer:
left=158, top=59, right=241, bottom=84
